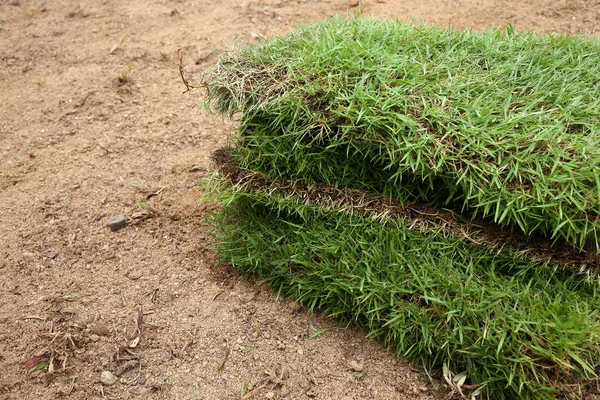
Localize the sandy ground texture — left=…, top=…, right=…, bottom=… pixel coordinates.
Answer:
left=1, top=1, right=599, bottom=399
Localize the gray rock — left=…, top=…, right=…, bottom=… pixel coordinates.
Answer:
left=107, top=215, right=127, bottom=232
left=100, top=371, right=117, bottom=385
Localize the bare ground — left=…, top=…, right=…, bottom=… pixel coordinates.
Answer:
left=0, top=1, right=599, bottom=399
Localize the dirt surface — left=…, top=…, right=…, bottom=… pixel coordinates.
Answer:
left=0, top=1, right=598, bottom=399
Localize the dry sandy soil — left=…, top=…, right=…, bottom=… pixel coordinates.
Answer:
left=1, top=1, right=599, bottom=399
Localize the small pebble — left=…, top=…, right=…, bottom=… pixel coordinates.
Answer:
left=126, top=270, right=142, bottom=280
left=349, top=360, right=364, bottom=372
left=40, top=251, right=57, bottom=259
left=265, top=392, right=275, bottom=399
left=279, top=386, right=289, bottom=397
left=107, top=215, right=127, bottom=232
left=100, top=371, right=117, bottom=385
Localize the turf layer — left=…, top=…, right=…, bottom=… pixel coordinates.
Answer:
left=209, top=185, right=600, bottom=399
left=203, top=17, right=600, bottom=250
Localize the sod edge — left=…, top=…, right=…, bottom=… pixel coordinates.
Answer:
left=212, top=148, right=600, bottom=275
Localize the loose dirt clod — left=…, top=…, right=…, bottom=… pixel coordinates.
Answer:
left=90, top=324, right=110, bottom=337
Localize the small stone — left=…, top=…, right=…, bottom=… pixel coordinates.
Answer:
left=277, top=341, right=286, bottom=350
left=288, top=301, right=301, bottom=312
left=265, top=392, right=275, bottom=399
left=126, top=270, right=142, bottom=280
left=100, top=371, right=117, bottom=385
left=341, top=397, right=353, bottom=400
left=279, top=386, right=289, bottom=397
left=348, top=360, right=364, bottom=372
left=263, top=332, right=271, bottom=339
left=89, top=334, right=100, bottom=342
left=297, top=347, right=304, bottom=356
left=40, top=251, right=57, bottom=259
left=107, top=215, right=127, bottom=232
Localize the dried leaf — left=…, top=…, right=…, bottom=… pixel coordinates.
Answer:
left=470, top=385, right=485, bottom=399
left=442, top=362, right=452, bottom=385
left=129, top=335, right=140, bottom=348
left=454, top=372, right=468, bottom=387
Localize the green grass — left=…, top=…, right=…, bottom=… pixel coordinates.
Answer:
left=203, top=16, right=600, bottom=251
left=209, top=186, right=600, bottom=400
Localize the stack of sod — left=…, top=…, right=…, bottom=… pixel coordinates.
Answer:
left=201, top=17, right=600, bottom=399
left=203, top=17, right=600, bottom=251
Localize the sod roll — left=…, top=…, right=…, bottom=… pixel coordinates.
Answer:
left=203, top=17, right=600, bottom=251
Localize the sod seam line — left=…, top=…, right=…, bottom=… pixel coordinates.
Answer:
left=213, top=148, right=600, bottom=274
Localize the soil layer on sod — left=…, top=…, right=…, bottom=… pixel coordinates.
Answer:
left=203, top=17, right=600, bottom=251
